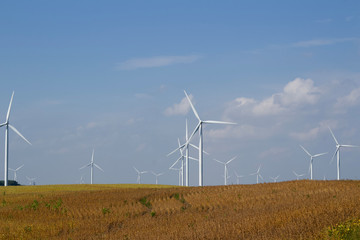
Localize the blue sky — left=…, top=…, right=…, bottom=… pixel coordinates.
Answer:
left=0, top=1, right=360, bottom=185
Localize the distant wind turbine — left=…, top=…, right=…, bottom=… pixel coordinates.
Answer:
left=26, top=176, right=36, bottom=185
left=300, top=145, right=327, bottom=180
left=328, top=127, right=360, bottom=180
left=270, top=175, right=280, bottom=183
left=79, top=149, right=104, bottom=184
left=9, top=164, right=24, bottom=181
left=214, top=156, right=236, bottom=185
left=184, top=90, right=236, bottom=186
left=134, top=167, right=147, bottom=184
left=293, top=171, right=305, bottom=180
left=151, top=171, right=164, bottom=185
left=0, top=92, right=31, bottom=187
left=250, top=165, right=263, bottom=184
left=234, top=170, right=244, bottom=184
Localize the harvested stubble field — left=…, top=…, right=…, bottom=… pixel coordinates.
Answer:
left=0, top=180, right=360, bottom=239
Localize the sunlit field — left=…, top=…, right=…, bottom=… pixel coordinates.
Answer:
left=1, top=181, right=360, bottom=239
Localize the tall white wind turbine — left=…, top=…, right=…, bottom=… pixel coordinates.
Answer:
left=79, top=149, right=104, bottom=184
left=151, top=171, right=164, bottom=185
left=250, top=165, right=263, bottom=184
left=9, top=164, right=24, bottom=181
left=293, top=171, right=305, bottom=180
left=134, top=167, right=147, bottom=184
left=300, top=145, right=327, bottom=180
left=184, top=90, right=236, bottom=186
left=0, top=92, right=32, bottom=186
left=328, top=127, right=359, bottom=180
left=214, top=156, right=236, bottom=185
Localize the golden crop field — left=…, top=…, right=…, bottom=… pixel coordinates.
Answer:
left=0, top=180, right=360, bottom=239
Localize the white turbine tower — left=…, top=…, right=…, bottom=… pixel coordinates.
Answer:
left=151, top=171, right=164, bottom=185
left=293, top=171, right=305, bottom=180
left=270, top=175, right=280, bottom=183
left=328, top=127, right=359, bottom=180
left=9, top=164, right=24, bottom=182
left=184, top=90, right=236, bottom=186
left=0, top=92, right=31, bottom=187
left=134, top=167, right=147, bottom=184
left=250, top=165, right=263, bottom=184
left=79, top=149, right=104, bottom=184
left=214, top=156, right=236, bottom=185
left=170, top=165, right=182, bottom=186
left=234, top=170, right=244, bottom=184
left=300, top=145, right=327, bottom=180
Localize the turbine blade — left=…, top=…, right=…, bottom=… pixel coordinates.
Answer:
left=79, top=163, right=91, bottom=170
left=6, top=92, right=14, bottom=122
left=133, top=167, right=140, bottom=173
left=16, top=164, right=24, bottom=171
left=313, top=152, right=327, bottom=158
left=203, top=120, right=237, bottom=125
left=328, top=127, right=339, bottom=145
left=9, top=168, right=15, bottom=171
left=189, top=156, right=198, bottom=161
left=214, top=159, right=225, bottom=164
left=169, top=158, right=181, bottom=169
left=341, top=144, right=360, bottom=148
left=167, top=143, right=185, bottom=157
left=9, top=125, right=32, bottom=145
left=300, top=145, right=311, bottom=157
left=94, top=163, right=104, bottom=172
left=184, top=90, right=200, bottom=121
left=226, top=156, right=237, bottom=164
left=0, top=122, right=6, bottom=128
left=259, top=174, right=264, bottom=180
left=330, top=148, right=339, bottom=164
left=186, top=122, right=201, bottom=146
left=189, top=143, right=210, bottom=155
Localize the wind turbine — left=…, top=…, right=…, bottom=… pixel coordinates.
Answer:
left=184, top=90, right=236, bottom=186
left=26, top=176, right=36, bottom=185
left=300, top=145, right=327, bottom=180
left=151, top=171, right=164, bottom=185
left=214, top=156, right=236, bottom=185
left=170, top=165, right=182, bottom=186
left=293, top=171, right=305, bottom=180
left=133, top=167, right=147, bottom=184
left=79, top=175, right=85, bottom=184
left=234, top=170, right=244, bottom=184
left=270, top=175, right=280, bottom=183
left=0, top=92, right=31, bottom=186
left=328, top=127, right=360, bottom=180
left=250, top=165, right=263, bottom=184
left=9, top=164, right=24, bottom=181
left=79, top=149, right=104, bottom=184
left=167, top=119, right=207, bottom=186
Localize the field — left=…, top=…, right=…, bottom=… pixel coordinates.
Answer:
left=1, top=180, right=360, bottom=239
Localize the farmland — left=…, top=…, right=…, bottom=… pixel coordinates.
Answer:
left=0, top=181, right=360, bottom=239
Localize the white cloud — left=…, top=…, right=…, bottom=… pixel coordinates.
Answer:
left=289, top=120, right=337, bottom=141
left=292, top=38, right=356, bottom=48
left=164, top=95, right=193, bottom=116
left=334, top=87, right=360, bottom=112
left=227, top=78, right=320, bottom=117
left=116, top=55, right=201, bottom=70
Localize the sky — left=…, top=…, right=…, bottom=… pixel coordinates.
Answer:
left=0, top=1, right=360, bottom=186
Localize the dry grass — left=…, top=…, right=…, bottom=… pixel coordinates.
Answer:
left=0, top=180, right=360, bottom=239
